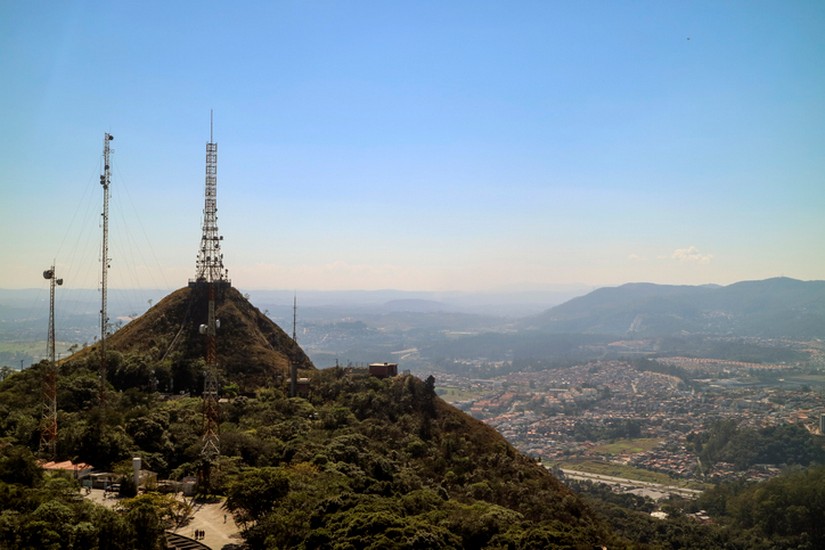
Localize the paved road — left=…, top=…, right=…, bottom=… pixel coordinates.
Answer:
left=558, top=469, right=703, bottom=499
left=82, top=488, right=243, bottom=549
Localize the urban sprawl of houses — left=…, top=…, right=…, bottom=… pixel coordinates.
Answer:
left=433, top=350, right=825, bottom=487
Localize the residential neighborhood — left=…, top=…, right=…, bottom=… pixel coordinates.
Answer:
left=433, top=354, right=825, bottom=484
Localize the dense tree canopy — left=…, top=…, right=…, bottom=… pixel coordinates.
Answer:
left=690, top=419, right=825, bottom=471
left=0, top=456, right=166, bottom=550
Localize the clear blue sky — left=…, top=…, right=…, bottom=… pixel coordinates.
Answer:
left=2, top=1, right=824, bottom=292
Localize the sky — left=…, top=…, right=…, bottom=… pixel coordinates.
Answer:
left=1, top=1, right=824, bottom=293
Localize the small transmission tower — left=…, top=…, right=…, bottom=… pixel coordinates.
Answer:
left=39, top=265, right=63, bottom=459
left=99, top=133, right=114, bottom=402
left=193, top=113, right=227, bottom=490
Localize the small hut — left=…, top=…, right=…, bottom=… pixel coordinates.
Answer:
left=368, top=362, right=398, bottom=379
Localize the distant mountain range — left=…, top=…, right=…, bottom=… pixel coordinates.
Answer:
left=523, top=277, right=825, bottom=339
left=4, top=278, right=824, bottom=369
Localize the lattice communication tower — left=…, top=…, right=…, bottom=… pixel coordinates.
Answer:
left=193, top=114, right=227, bottom=488
left=99, top=133, right=114, bottom=402
left=39, top=266, right=63, bottom=459
left=195, top=115, right=228, bottom=284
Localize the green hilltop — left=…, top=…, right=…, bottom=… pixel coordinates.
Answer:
left=67, top=284, right=315, bottom=393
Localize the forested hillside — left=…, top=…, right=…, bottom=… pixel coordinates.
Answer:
left=0, top=358, right=622, bottom=548
left=4, top=354, right=825, bottom=548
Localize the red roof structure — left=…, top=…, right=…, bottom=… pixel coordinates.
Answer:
left=40, top=460, right=95, bottom=479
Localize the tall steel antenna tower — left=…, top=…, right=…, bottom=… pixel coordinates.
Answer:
left=99, top=133, right=114, bottom=401
left=193, top=113, right=226, bottom=489
left=39, top=265, right=63, bottom=459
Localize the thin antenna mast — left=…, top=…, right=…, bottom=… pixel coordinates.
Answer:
left=99, top=133, right=114, bottom=401
left=290, top=293, right=298, bottom=397
left=39, top=265, right=63, bottom=459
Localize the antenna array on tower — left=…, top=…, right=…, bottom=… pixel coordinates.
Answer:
left=194, top=113, right=229, bottom=284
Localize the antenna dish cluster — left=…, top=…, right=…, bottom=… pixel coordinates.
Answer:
left=43, top=269, right=63, bottom=286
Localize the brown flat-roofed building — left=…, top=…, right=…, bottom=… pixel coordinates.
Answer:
left=369, top=362, right=398, bottom=378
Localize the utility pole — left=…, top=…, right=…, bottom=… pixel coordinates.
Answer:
left=40, top=265, right=63, bottom=459
left=99, top=133, right=114, bottom=403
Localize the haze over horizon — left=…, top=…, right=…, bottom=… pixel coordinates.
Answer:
left=2, top=2, right=823, bottom=293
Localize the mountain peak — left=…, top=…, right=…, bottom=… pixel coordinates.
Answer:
left=73, top=284, right=314, bottom=391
